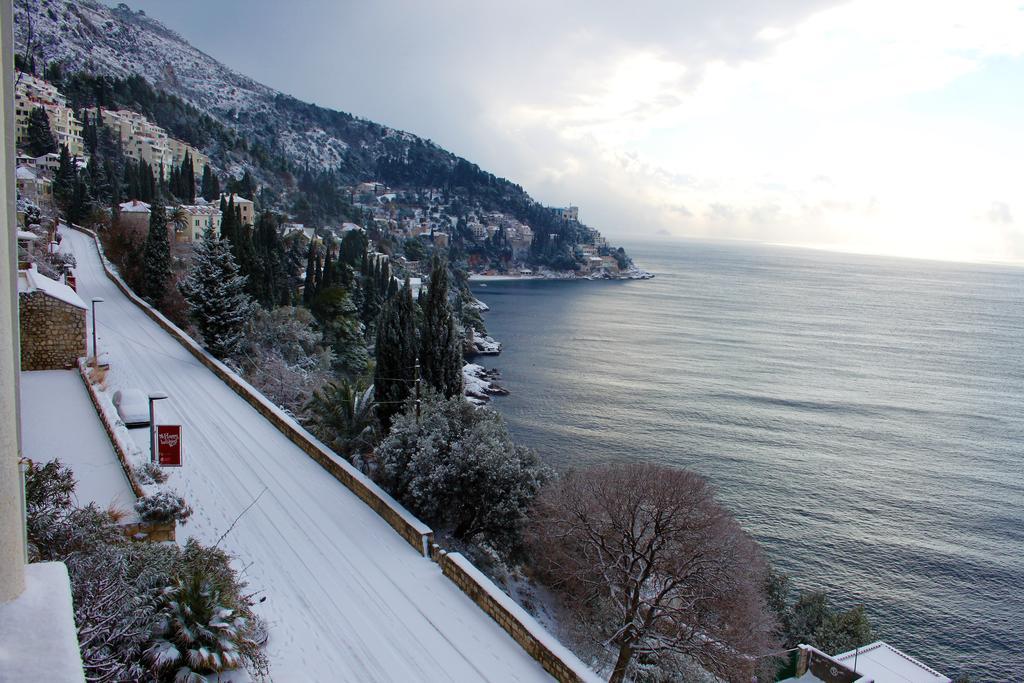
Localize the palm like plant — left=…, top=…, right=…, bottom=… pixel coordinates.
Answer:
left=168, top=206, right=190, bottom=239
left=307, top=378, right=378, bottom=458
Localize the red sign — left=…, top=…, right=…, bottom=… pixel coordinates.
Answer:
left=157, top=425, right=183, bottom=467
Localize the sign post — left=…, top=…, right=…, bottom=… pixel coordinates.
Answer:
left=157, top=425, right=183, bottom=467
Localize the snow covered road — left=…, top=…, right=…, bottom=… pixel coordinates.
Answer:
left=61, top=227, right=553, bottom=682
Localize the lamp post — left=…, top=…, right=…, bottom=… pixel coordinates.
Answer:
left=148, top=392, right=169, bottom=463
left=90, top=297, right=104, bottom=367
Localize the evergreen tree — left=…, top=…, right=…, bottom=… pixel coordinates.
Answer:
left=321, top=247, right=335, bottom=290
left=311, top=287, right=368, bottom=378
left=141, top=197, right=172, bottom=307
left=53, top=145, right=76, bottom=212
left=200, top=165, right=220, bottom=201
left=252, top=211, right=285, bottom=308
left=178, top=231, right=255, bottom=359
left=303, top=240, right=317, bottom=305
left=219, top=195, right=236, bottom=245
left=375, top=279, right=417, bottom=434
left=26, top=106, right=57, bottom=157
left=419, top=256, right=463, bottom=398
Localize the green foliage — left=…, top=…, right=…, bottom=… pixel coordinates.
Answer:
left=25, top=105, right=56, bottom=156
left=770, top=570, right=875, bottom=654
left=25, top=459, right=269, bottom=681
left=374, top=279, right=417, bottom=434
left=178, top=232, right=255, bottom=359
left=375, top=393, right=548, bottom=555
left=403, top=237, right=426, bottom=261
left=419, top=256, right=463, bottom=398
left=310, top=286, right=369, bottom=377
left=307, top=378, right=378, bottom=458
left=142, top=197, right=172, bottom=307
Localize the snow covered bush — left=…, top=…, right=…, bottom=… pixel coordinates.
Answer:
left=237, top=306, right=334, bottom=418
left=135, top=461, right=169, bottom=484
left=26, top=460, right=270, bottom=682
left=375, top=393, right=549, bottom=556
left=135, top=490, right=194, bottom=525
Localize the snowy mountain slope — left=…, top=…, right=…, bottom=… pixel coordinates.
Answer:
left=13, top=0, right=443, bottom=174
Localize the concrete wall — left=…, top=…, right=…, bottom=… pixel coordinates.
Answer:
left=0, top=0, right=26, bottom=603
left=18, top=291, right=86, bottom=370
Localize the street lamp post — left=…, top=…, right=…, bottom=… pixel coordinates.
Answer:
left=148, top=392, right=169, bottom=463
left=90, top=297, right=104, bottom=367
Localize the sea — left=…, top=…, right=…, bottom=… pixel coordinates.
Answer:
left=470, top=239, right=1024, bottom=682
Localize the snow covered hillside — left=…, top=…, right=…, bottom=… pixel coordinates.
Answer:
left=13, top=0, right=444, bottom=174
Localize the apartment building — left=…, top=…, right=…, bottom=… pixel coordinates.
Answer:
left=92, top=108, right=207, bottom=178
left=176, top=204, right=222, bottom=242
left=13, top=73, right=85, bottom=157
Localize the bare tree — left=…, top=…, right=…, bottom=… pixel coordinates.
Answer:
left=526, top=463, right=779, bottom=683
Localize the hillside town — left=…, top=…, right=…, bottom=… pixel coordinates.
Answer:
left=13, top=69, right=650, bottom=285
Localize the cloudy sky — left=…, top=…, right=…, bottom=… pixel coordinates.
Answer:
left=112, top=1, right=1023, bottom=262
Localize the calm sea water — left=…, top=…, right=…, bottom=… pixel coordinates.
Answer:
left=471, top=240, right=1024, bottom=682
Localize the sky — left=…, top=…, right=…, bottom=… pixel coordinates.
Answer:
left=110, top=0, right=1024, bottom=263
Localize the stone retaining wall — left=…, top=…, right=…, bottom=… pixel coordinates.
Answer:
left=19, top=291, right=85, bottom=370
left=434, top=548, right=601, bottom=683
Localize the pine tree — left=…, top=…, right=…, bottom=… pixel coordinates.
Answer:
left=419, top=256, right=463, bottom=398
left=53, top=145, right=76, bottom=212
left=178, top=231, right=255, bottom=359
left=142, top=197, right=172, bottom=307
left=375, top=278, right=417, bottom=433
left=25, top=106, right=56, bottom=157
left=310, top=286, right=368, bottom=378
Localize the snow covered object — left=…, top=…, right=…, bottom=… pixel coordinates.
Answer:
left=135, top=491, right=193, bottom=526
left=178, top=232, right=255, bottom=359
left=376, top=393, right=549, bottom=555
left=146, top=574, right=251, bottom=680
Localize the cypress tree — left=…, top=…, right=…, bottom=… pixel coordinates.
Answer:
left=375, top=278, right=417, bottom=434
left=25, top=106, right=56, bottom=157
left=178, top=231, right=254, bottom=359
left=219, top=195, right=236, bottom=245
left=321, top=247, right=335, bottom=290
left=142, top=197, right=172, bottom=307
left=419, top=256, right=463, bottom=398
left=303, top=239, right=317, bottom=305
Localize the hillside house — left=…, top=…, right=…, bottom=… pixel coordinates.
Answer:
left=118, top=200, right=151, bottom=232
left=15, top=166, right=51, bottom=203
left=17, top=264, right=87, bottom=371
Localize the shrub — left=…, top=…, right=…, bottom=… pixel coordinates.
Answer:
left=135, top=490, right=193, bottom=525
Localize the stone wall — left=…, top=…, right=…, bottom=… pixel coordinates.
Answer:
left=19, top=292, right=86, bottom=370
left=434, top=548, right=601, bottom=683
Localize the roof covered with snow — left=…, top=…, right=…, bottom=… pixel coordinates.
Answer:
left=834, top=641, right=951, bottom=683
left=119, top=200, right=151, bottom=213
left=17, top=265, right=87, bottom=309
left=16, top=165, right=38, bottom=180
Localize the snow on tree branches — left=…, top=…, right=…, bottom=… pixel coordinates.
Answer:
left=178, top=231, right=256, bottom=359
left=526, top=463, right=780, bottom=683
